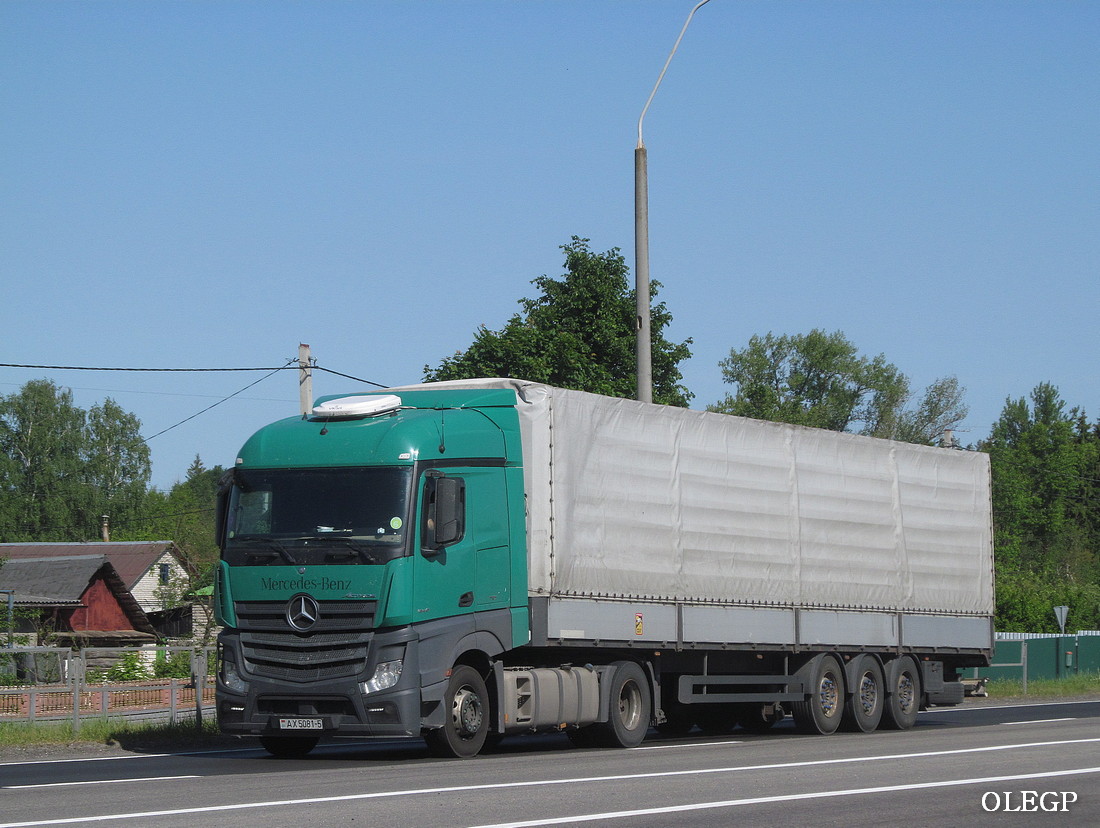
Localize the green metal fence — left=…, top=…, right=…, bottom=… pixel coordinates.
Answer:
left=975, top=633, right=1100, bottom=687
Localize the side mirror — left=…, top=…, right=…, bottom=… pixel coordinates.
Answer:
left=422, top=475, right=465, bottom=555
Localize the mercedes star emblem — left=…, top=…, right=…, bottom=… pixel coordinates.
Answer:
left=286, top=593, right=320, bottom=632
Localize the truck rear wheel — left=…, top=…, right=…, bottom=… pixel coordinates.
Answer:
left=425, top=665, right=490, bottom=758
left=841, top=655, right=884, bottom=732
left=792, top=654, right=845, bottom=735
left=881, top=656, right=920, bottom=731
left=595, top=661, right=651, bottom=748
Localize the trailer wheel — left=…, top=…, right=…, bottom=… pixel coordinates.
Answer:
left=425, top=665, right=490, bottom=758
left=792, top=654, right=845, bottom=735
left=880, top=656, right=920, bottom=731
left=596, top=661, right=651, bottom=748
left=841, top=655, right=884, bottom=733
left=259, top=735, right=319, bottom=759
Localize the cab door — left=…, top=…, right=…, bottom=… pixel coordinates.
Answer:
left=412, top=465, right=510, bottom=622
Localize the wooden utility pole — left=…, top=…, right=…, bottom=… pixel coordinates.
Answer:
left=299, top=343, right=313, bottom=417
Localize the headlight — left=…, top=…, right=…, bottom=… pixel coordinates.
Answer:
left=220, top=657, right=249, bottom=694
left=361, top=659, right=403, bottom=694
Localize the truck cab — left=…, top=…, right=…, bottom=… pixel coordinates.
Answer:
left=214, top=388, right=528, bottom=757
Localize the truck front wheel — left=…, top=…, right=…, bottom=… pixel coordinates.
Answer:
left=425, top=665, right=490, bottom=758
left=596, top=661, right=651, bottom=748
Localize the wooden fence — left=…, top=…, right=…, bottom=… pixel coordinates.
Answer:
left=0, top=646, right=215, bottom=732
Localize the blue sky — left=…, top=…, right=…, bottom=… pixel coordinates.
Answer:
left=2, top=1, right=1098, bottom=491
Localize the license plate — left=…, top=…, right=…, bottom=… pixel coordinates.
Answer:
left=278, top=717, right=323, bottom=730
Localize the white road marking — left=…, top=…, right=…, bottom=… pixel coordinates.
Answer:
left=6, top=776, right=199, bottom=789
left=1, top=736, right=1098, bottom=827
left=630, top=740, right=742, bottom=750
left=469, top=766, right=1100, bottom=827
left=1001, top=717, right=1077, bottom=726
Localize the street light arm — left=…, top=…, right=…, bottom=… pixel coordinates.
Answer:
left=637, top=0, right=713, bottom=149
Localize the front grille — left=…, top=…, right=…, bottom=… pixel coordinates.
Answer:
left=235, top=600, right=377, bottom=682
left=235, top=600, right=377, bottom=633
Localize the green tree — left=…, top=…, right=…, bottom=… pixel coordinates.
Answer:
left=132, top=455, right=224, bottom=580
left=982, top=383, right=1100, bottom=631
left=424, top=237, right=694, bottom=406
left=984, top=384, right=1092, bottom=579
left=0, top=380, right=150, bottom=540
left=891, top=376, right=970, bottom=445
left=709, top=330, right=966, bottom=443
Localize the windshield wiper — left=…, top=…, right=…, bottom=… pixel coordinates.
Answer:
left=324, top=537, right=381, bottom=565
left=234, top=537, right=299, bottom=565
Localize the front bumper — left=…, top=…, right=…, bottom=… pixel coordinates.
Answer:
left=216, top=626, right=422, bottom=739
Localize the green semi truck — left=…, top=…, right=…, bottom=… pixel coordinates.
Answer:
left=214, top=379, right=994, bottom=758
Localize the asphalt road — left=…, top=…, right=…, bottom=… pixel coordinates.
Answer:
left=2, top=699, right=1098, bottom=827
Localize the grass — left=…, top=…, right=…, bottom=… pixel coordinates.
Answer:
left=0, top=717, right=239, bottom=751
left=983, top=670, right=1100, bottom=699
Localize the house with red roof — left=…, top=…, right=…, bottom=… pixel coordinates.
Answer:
left=0, top=554, right=157, bottom=647
left=0, top=542, right=199, bottom=640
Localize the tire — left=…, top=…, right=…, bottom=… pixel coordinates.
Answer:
left=841, top=655, right=884, bottom=733
left=424, top=665, right=491, bottom=758
left=736, top=703, right=785, bottom=733
left=791, top=654, right=845, bottom=735
left=595, top=661, right=651, bottom=748
left=259, top=735, right=319, bottom=759
left=880, top=656, right=920, bottom=731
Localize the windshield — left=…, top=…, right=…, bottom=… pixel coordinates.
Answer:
left=222, top=466, right=412, bottom=566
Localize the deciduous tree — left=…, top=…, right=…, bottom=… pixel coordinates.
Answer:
left=982, top=383, right=1100, bottom=631
left=424, top=237, right=693, bottom=406
left=709, top=330, right=966, bottom=443
left=0, top=380, right=150, bottom=540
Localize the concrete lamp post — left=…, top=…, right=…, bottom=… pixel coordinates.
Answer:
left=635, top=0, right=713, bottom=404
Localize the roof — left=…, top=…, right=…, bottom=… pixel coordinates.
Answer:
left=0, top=554, right=157, bottom=636
left=0, top=541, right=188, bottom=589
left=0, top=555, right=111, bottom=603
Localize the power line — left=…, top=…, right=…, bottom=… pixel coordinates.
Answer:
left=0, top=363, right=295, bottom=372
left=314, top=366, right=388, bottom=388
left=0, top=381, right=291, bottom=403
left=1, top=361, right=390, bottom=388
left=143, top=361, right=295, bottom=441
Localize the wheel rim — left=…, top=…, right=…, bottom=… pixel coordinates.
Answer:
left=617, top=681, right=643, bottom=730
left=896, top=672, right=915, bottom=714
left=859, top=672, right=879, bottom=716
left=452, top=685, right=484, bottom=739
left=818, top=672, right=840, bottom=717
